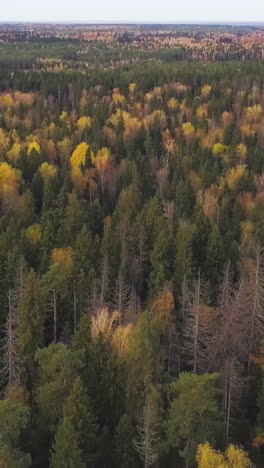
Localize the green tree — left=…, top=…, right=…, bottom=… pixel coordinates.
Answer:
left=126, top=311, right=166, bottom=416
left=62, top=376, right=98, bottom=466
left=149, top=224, right=173, bottom=297
left=51, top=418, right=85, bottom=468
left=114, top=414, right=138, bottom=468
left=206, top=223, right=225, bottom=291
left=174, top=221, right=195, bottom=293
left=166, top=372, right=221, bottom=468
left=0, top=398, right=31, bottom=468
left=35, top=344, right=84, bottom=432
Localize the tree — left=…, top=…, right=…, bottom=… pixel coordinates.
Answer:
left=70, top=143, right=89, bottom=193
left=183, top=273, right=215, bottom=373
left=114, top=414, right=138, bottom=468
left=207, top=269, right=247, bottom=445
left=196, top=442, right=253, bottom=468
left=91, top=147, right=112, bottom=194
left=0, top=288, right=19, bottom=393
left=43, top=248, right=74, bottom=342
left=35, top=344, right=83, bottom=433
left=134, top=386, right=160, bottom=468
left=111, top=270, right=130, bottom=324
left=226, top=165, right=248, bottom=191
left=241, top=247, right=264, bottom=377
left=52, top=377, right=98, bottom=467
left=126, top=311, right=166, bottom=411
left=0, top=397, right=31, bottom=468
left=206, top=223, right=225, bottom=291
left=174, top=221, right=194, bottom=294
left=77, top=116, right=92, bottom=133
left=51, top=418, right=85, bottom=468
left=149, top=223, right=173, bottom=297
left=166, top=372, right=220, bottom=468
left=0, top=162, right=21, bottom=210
left=17, top=269, right=45, bottom=389
left=74, top=314, right=126, bottom=430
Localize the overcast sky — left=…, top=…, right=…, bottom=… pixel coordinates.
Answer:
left=2, top=0, right=264, bottom=23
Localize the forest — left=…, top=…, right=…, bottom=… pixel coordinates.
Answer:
left=1, top=23, right=264, bottom=467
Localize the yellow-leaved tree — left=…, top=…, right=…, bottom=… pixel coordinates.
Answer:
left=77, top=116, right=92, bottom=133
left=25, top=224, right=42, bottom=250
left=196, top=442, right=253, bottom=468
left=201, top=85, right=212, bottom=98
left=129, top=83, right=137, bottom=93
left=112, top=91, right=126, bottom=106
left=168, top=97, right=178, bottom=110
left=70, top=142, right=89, bottom=192
left=226, top=165, right=248, bottom=191
left=7, top=142, right=22, bottom=163
left=70, top=142, right=88, bottom=168
left=236, top=143, right=248, bottom=161
left=246, top=104, right=263, bottom=124
left=39, top=162, right=58, bottom=183
left=182, top=122, right=196, bottom=143
left=91, top=147, right=112, bottom=193
left=51, top=246, right=75, bottom=276
left=0, top=162, right=21, bottom=208
left=57, top=137, right=72, bottom=159
left=123, top=113, right=143, bottom=143
left=27, top=141, right=41, bottom=156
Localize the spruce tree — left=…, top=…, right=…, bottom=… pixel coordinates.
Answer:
left=62, top=376, right=98, bottom=466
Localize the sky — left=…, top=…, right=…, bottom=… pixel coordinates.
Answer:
left=2, top=0, right=264, bottom=23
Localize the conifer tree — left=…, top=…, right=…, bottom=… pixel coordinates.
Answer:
left=17, top=269, right=45, bottom=389
left=51, top=418, right=85, bottom=468
left=62, top=376, right=98, bottom=466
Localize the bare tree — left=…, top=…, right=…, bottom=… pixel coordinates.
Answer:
left=73, top=280, right=77, bottom=334
left=100, top=255, right=109, bottom=306
left=181, top=275, right=190, bottom=322
left=207, top=262, right=239, bottom=372
left=241, top=248, right=264, bottom=376
left=0, top=257, right=27, bottom=393
left=88, top=255, right=110, bottom=316
left=110, top=270, right=130, bottom=324
left=47, top=289, right=57, bottom=343
left=125, top=287, right=141, bottom=324
left=134, top=388, right=160, bottom=468
left=221, top=357, right=246, bottom=446
left=183, top=272, right=214, bottom=373
left=0, top=288, right=20, bottom=393
left=206, top=266, right=247, bottom=445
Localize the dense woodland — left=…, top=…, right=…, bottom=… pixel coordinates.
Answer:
left=1, top=25, right=264, bottom=467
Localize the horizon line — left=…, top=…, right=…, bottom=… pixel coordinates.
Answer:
left=1, top=20, right=264, bottom=25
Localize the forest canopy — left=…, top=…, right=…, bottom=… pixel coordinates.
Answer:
left=0, top=22, right=264, bottom=467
